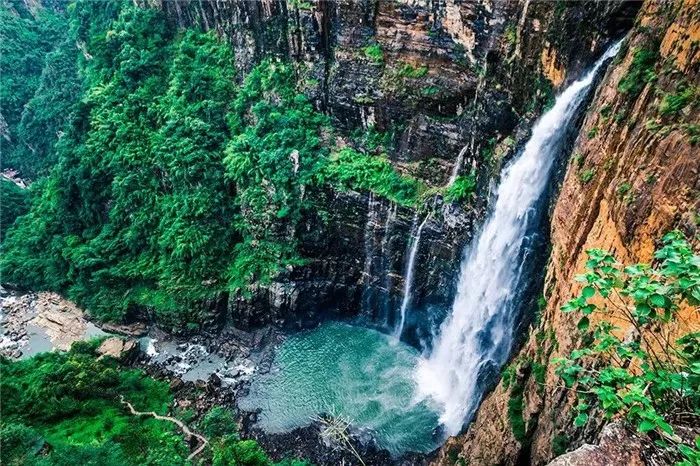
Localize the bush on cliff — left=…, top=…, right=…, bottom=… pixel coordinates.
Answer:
left=555, top=231, right=699, bottom=464
left=1, top=2, right=328, bottom=325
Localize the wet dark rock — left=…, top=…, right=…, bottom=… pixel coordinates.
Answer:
left=209, top=373, right=222, bottom=388
left=169, top=378, right=184, bottom=391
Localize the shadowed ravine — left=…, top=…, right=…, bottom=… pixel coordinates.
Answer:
left=239, top=42, right=624, bottom=454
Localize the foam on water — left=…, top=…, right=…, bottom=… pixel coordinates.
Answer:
left=240, top=321, right=442, bottom=455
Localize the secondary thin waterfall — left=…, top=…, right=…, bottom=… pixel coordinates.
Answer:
left=415, top=40, right=623, bottom=435
left=395, top=214, right=430, bottom=338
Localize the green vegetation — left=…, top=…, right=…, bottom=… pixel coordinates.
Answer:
left=555, top=231, right=700, bottom=464
left=659, top=84, right=697, bottom=117
left=501, top=357, right=533, bottom=442
left=682, top=123, right=700, bottom=146
left=0, top=342, right=307, bottom=465
left=508, top=382, right=527, bottom=442
left=1, top=341, right=183, bottom=465
left=223, top=59, right=330, bottom=293
left=0, top=0, right=76, bottom=178
left=2, top=0, right=462, bottom=326
left=363, top=44, right=384, bottom=64
left=0, top=2, right=331, bottom=325
left=421, top=86, right=440, bottom=97
left=618, top=47, right=658, bottom=98
left=322, top=148, right=425, bottom=207
left=551, top=434, right=570, bottom=456
left=579, top=168, right=595, bottom=184
left=443, top=173, right=477, bottom=204
left=397, top=61, right=428, bottom=79
left=504, top=24, right=517, bottom=47
left=350, top=125, right=392, bottom=154
left=616, top=182, right=632, bottom=199
left=0, top=179, right=29, bottom=241
left=2, top=4, right=241, bottom=325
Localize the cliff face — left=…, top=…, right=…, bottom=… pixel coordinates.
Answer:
left=149, top=0, right=639, bottom=331
left=436, top=0, right=699, bottom=464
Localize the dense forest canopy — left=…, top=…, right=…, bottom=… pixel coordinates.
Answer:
left=0, top=340, right=309, bottom=465
left=1, top=0, right=470, bottom=327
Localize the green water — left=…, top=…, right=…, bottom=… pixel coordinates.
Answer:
left=239, top=322, right=442, bottom=456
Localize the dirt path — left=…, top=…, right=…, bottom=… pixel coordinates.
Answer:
left=119, top=396, right=208, bottom=460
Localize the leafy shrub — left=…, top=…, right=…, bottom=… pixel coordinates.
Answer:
left=1, top=3, right=330, bottom=323
left=555, top=231, right=700, bottom=462
left=0, top=342, right=185, bottom=464
left=201, top=406, right=238, bottom=438
left=322, top=148, right=425, bottom=207
left=0, top=0, right=73, bottom=178
left=224, top=59, right=330, bottom=292
left=682, top=123, right=700, bottom=146
left=1, top=343, right=304, bottom=465
left=618, top=47, right=658, bottom=98
left=616, top=182, right=632, bottom=198
left=551, top=434, right=570, bottom=456
left=0, top=179, right=29, bottom=241
left=443, top=173, right=477, bottom=204
left=397, top=61, right=428, bottom=78
left=508, top=381, right=527, bottom=442
left=0, top=423, right=44, bottom=466
left=579, top=168, right=595, bottom=184
left=659, top=85, right=697, bottom=116
left=363, top=44, right=383, bottom=64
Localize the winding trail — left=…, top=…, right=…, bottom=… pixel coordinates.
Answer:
left=119, top=395, right=208, bottom=460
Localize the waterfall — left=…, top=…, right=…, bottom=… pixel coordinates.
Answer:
left=448, top=144, right=470, bottom=186
left=381, top=202, right=398, bottom=326
left=361, top=193, right=377, bottom=313
left=395, top=213, right=430, bottom=338
left=415, top=41, right=623, bottom=435
left=448, top=60, right=489, bottom=186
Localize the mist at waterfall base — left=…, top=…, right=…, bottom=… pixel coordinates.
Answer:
left=415, top=40, right=623, bottom=436
left=240, top=40, right=621, bottom=455
left=239, top=322, right=443, bottom=456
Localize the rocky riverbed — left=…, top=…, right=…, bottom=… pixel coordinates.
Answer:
left=0, top=288, right=109, bottom=358
left=0, top=288, right=431, bottom=465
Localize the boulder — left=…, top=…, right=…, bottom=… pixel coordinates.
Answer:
left=547, top=423, right=644, bottom=466
left=96, top=337, right=138, bottom=362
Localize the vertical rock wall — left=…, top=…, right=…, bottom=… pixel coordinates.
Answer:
left=435, top=0, right=698, bottom=463
left=151, top=0, right=642, bottom=331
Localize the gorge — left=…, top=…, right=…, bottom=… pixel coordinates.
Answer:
left=416, top=39, right=624, bottom=436
left=1, top=0, right=698, bottom=465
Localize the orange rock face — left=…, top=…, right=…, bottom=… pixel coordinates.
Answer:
left=434, top=0, right=699, bottom=464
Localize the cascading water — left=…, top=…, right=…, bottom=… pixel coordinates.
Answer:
left=415, top=41, right=623, bottom=435
left=361, top=192, right=379, bottom=314
left=395, top=214, right=430, bottom=338
left=381, top=202, right=398, bottom=325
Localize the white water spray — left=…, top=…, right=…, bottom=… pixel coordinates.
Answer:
left=448, top=144, right=470, bottom=186
left=415, top=41, right=622, bottom=435
left=395, top=214, right=430, bottom=338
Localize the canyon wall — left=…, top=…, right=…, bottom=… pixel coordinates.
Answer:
left=435, top=0, right=699, bottom=464
left=149, top=0, right=639, bottom=331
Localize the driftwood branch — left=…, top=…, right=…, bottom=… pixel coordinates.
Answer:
left=311, top=408, right=366, bottom=466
